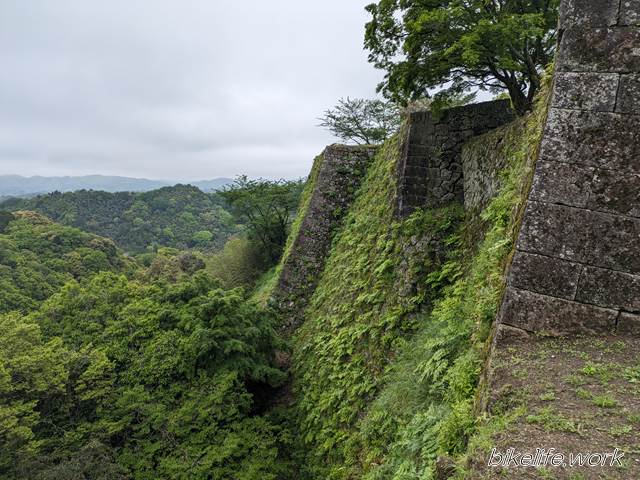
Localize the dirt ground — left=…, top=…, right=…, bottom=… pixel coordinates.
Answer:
left=466, top=335, right=640, bottom=479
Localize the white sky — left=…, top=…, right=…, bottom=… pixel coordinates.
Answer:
left=0, top=1, right=384, bottom=180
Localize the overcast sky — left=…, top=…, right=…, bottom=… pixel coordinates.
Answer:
left=0, top=1, right=384, bottom=180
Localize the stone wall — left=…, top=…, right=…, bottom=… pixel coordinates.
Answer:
left=274, top=144, right=377, bottom=331
left=496, top=0, right=640, bottom=339
left=462, top=118, right=527, bottom=214
left=396, top=100, right=515, bottom=217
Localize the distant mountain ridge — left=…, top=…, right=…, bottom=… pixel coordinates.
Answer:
left=1, top=184, right=238, bottom=253
left=0, top=174, right=234, bottom=196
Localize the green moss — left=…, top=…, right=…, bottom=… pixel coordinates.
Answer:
left=251, top=267, right=279, bottom=306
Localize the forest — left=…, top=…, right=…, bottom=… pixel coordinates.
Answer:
left=0, top=178, right=302, bottom=479
left=1, top=185, right=238, bottom=253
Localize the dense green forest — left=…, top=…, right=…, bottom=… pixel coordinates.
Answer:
left=0, top=209, right=296, bottom=480
left=0, top=176, right=306, bottom=479
left=0, top=211, right=134, bottom=314
left=1, top=185, right=238, bottom=253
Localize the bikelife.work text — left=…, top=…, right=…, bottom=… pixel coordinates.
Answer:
left=487, top=448, right=624, bottom=468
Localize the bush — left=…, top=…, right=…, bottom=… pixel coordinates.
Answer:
left=207, top=237, right=266, bottom=289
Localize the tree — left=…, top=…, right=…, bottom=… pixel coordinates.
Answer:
left=220, top=177, right=304, bottom=265
left=318, top=97, right=400, bottom=145
left=364, top=0, right=559, bottom=114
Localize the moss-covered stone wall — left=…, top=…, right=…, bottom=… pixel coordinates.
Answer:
left=273, top=144, right=377, bottom=331
left=396, top=100, right=515, bottom=217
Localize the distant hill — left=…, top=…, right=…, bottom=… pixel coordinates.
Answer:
left=2, top=185, right=239, bottom=253
left=0, top=174, right=233, bottom=196
left=0, top=210, right=135, bottom=314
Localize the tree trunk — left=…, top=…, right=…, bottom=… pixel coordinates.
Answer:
left=506, top=82, right=534, bottom=116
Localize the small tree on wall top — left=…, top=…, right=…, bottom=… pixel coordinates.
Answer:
left=318, top=97, right=401, bottom=145
left=364, top=0, right=559, bottom=114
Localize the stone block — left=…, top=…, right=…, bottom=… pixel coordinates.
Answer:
left=616, top=74, right=640, bottom=113
left=407, top=145, right=434, bottom=157
left=619, top=0, right=640, bottom=26
left=617, top=312, right=640, bottom=335
left=400, top=194, right=427, bottom=209
left=530, top=161, right=640, bottom=217
left=558, top=27, right=640, bottom=73
left=540, top=108, right=640, bottom=173
left=493, top=324, right=531, bottom=347
left=401, top=180, right=429, bottom=196
left=560, top=0, right=619, bottom=27
left=530, top=160, right=593, bottom=208
left=576, top=266, right=640, bottom=312
left=509, top=252, right=582, bottom=299
left=499, top=287, right=618, bottom=335
left=403, top=165, right=429, bottom=178
left=518, top=201, right=640, bottom=274
left=589, top=169, right=640, bottom=217
left=553, top=72, right=619, bottom=111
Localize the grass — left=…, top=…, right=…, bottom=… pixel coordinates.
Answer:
left=526, top=407, right=579, bottom=433
left=592, top=393, right=618, bottom=408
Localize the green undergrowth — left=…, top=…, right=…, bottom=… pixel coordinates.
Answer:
left=288, top=74, right=552, bottom=479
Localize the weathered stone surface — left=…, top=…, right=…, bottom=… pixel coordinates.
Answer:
left=618, top=312, right=640, bottom=335
left=552, top=72, right=619, bottom=111
left=558, top=27, right=640, bottom=73
left=530, top=161, right=593, bottom=208
left=509, top=252, right=582, bottom=300
left=462, top=120, right=526, bottom=213
left=397, top=100, right=515, bottom=216
left=620, top=0, right=640, bottom=26
left=499, top=288, right=618, bottom=335
left=540, top=109, right=640, bottom=173
left=576, top=267, right=640, bottom=312
left=494, top=324, right=531, bottom=345
left=490, top=0, right=640, bottom=340
left=589, top=169, right=640, bottom=217
left=518, top=202, right=640, bottom=275
left=530, top=161, right=640, bottom=217
left=616, top=74, right=640, bottom=113
left=560, top=0, right=619, bottom=27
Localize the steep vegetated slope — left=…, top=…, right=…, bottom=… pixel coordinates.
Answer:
left=276, top=78, right=552, bottom=478
left=2, top=184, right=237, bottom=253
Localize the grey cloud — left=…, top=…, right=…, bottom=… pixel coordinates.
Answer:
left=0, top=0, right=383, bottom=180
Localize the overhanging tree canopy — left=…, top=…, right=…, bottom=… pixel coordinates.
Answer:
left=364, top=0, right=559, bottom=114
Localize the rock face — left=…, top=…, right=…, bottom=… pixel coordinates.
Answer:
left=274, top=145, right=377, bottom=331
left=462, top=118, right=527, bottom=215
left=396, top=100, right=515, bottom=217
left=497, top=0, right=640, bottom=338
